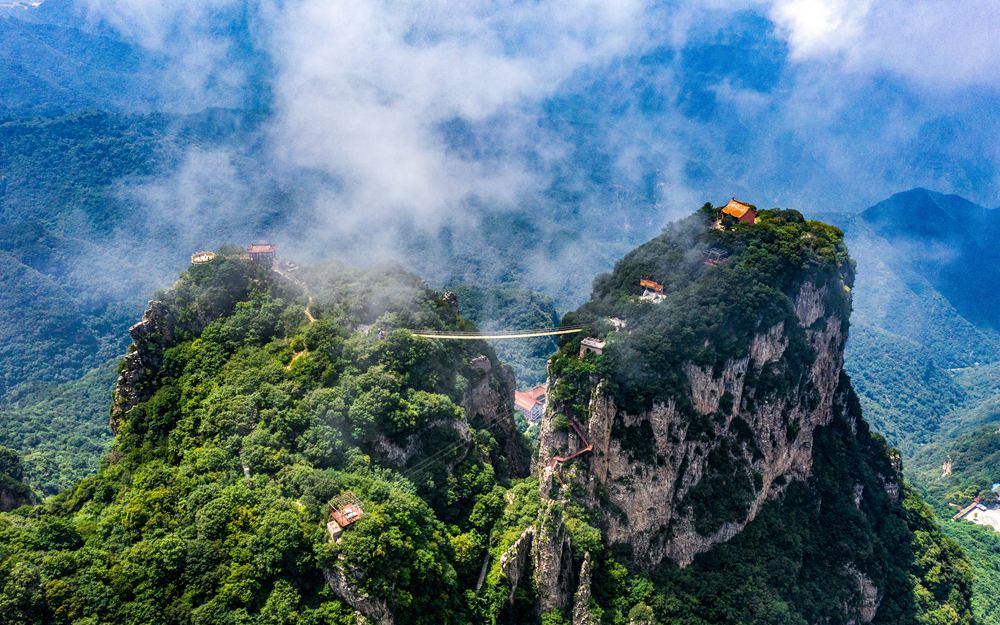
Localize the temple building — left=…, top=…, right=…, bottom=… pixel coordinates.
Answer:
left=721, top=198, right=757, bottom=224
left=247, top=243, right=277, bottom=266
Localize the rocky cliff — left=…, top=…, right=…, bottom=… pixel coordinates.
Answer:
left=110, top=299, right=174, bottom=433
left=538, top=280, right=849, bottom=567
left=487, top=208, right=972, bottom=625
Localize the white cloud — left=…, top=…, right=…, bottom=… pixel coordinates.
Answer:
left=264, top=0, right=656, bottom=231
left=768, top=0, right=1000, bottom=89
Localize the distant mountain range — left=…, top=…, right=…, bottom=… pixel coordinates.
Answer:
left=811, top=189, right=1000, bottom=451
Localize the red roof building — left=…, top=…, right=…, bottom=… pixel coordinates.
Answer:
left=515, top=385, right=547, bottom=422
left=246, top=243, right=277, bottom=266
left=327, top=492, right=364, bottom=542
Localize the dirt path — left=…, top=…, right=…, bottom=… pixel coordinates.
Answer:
left=304, top=296, right=316, bottom=323
left=286, top=350, right=309, bottom=370
left=274, top=267, right=316, bottom=325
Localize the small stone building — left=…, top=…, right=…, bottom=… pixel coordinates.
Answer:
left=579, top=337, right=605, bottom=358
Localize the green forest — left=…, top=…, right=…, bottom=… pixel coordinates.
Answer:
left=0, top=208, right=986, bottom=625
left=0, top=250, right=532, bottom=624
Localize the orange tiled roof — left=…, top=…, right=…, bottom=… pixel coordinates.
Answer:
left=722, top=198, right=755, bottom=219
left=247, top=243, right=276, bottom=253
left=514, top=385, right=546, bottom=412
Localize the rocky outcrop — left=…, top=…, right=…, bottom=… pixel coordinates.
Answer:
left=0, top=478, right=36, bottom=512
left=110, top=300, right=175, bottom=433
left=0, top=448, right=37, bottom=512
left=538, top=281, right=851, bottom=569
left=532, top=503, right=576, bottom=613
left=499, top=526, right=535, bottom=603
left=323, top=566, right=394, bottom=625
left=571, top=553, right=596, bottom=625
left=461, top=357, right=530, bottom=476
left=842, top=564, right=881, bottom=624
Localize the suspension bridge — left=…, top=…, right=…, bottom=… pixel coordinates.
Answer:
left=410, top=324, right=587, bottom=340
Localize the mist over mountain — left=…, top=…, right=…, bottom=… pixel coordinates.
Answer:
left=2, top=2, right=1000, bottom=624
left=824, top=189, right=1000, bottom=451
left=861, top=188, right=1000, bottom=330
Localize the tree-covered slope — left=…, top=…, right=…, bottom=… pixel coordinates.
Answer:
left=861, top=189, right=1000, bottom=331
left=827, top=190, right=1000, bottom=452
left=0, top=250, right=530, bottom=625
left=0, top=14, right=156, bottom=117
left=0, top=360, right=117, bottom=496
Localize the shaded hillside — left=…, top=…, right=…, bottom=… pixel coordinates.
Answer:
left=0, top=14, right=155, bottom=117
left=824, top=190, right=1000, bottom=451
left=861, top=189, right=1000, bottom=331
left=0, top=360, right=117, bottom=495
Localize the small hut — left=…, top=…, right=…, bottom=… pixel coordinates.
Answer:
left=327, top=492, right=364, bottom=542
left=579, top=337, right=605, bottom=358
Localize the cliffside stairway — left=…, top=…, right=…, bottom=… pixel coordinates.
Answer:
left=548, top=417, right=593, bottom=468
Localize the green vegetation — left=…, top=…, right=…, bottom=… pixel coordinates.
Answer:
left=938, top=521, right=1000, bottom=624
left=0, top=253, right=529, bottom=625
left=560, top=207, right=851, bottom=415
left=0, top=446, right=36, bottom=511
left=535, top=206, right=973, bottom=624
left=0, top=361, right=117, bottom=495
left=907, top=418, right=1000, bottom=625
left=0, top=206, right=982, bottom=624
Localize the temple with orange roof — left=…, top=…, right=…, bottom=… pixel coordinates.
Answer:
left=246, top=243, right=277, bottom=266
left=721, top=198, right=757, bottom=224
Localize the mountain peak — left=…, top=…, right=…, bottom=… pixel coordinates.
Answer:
left=861, top=187, right=991, bottom=241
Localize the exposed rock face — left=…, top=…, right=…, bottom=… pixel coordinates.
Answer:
left=323, top=566, right=394, bottom=625
left=499, top=526, right=534, bottom=603
left=0, top=448, right=38, bottom=511
left=538, top=281, right=851, bottom=569
left=0, top=479, right=36, bottom=512
left=571, top=552, right=596, bottom=625
left=843, top=564, right=881, bottom=624
left=373, top=418, right=472, bottom=468
left=110, top=300, right=175, bottom=433
left=461, top=360, right=530, bottom=476
left=532, top=503, right=576, bottom=613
